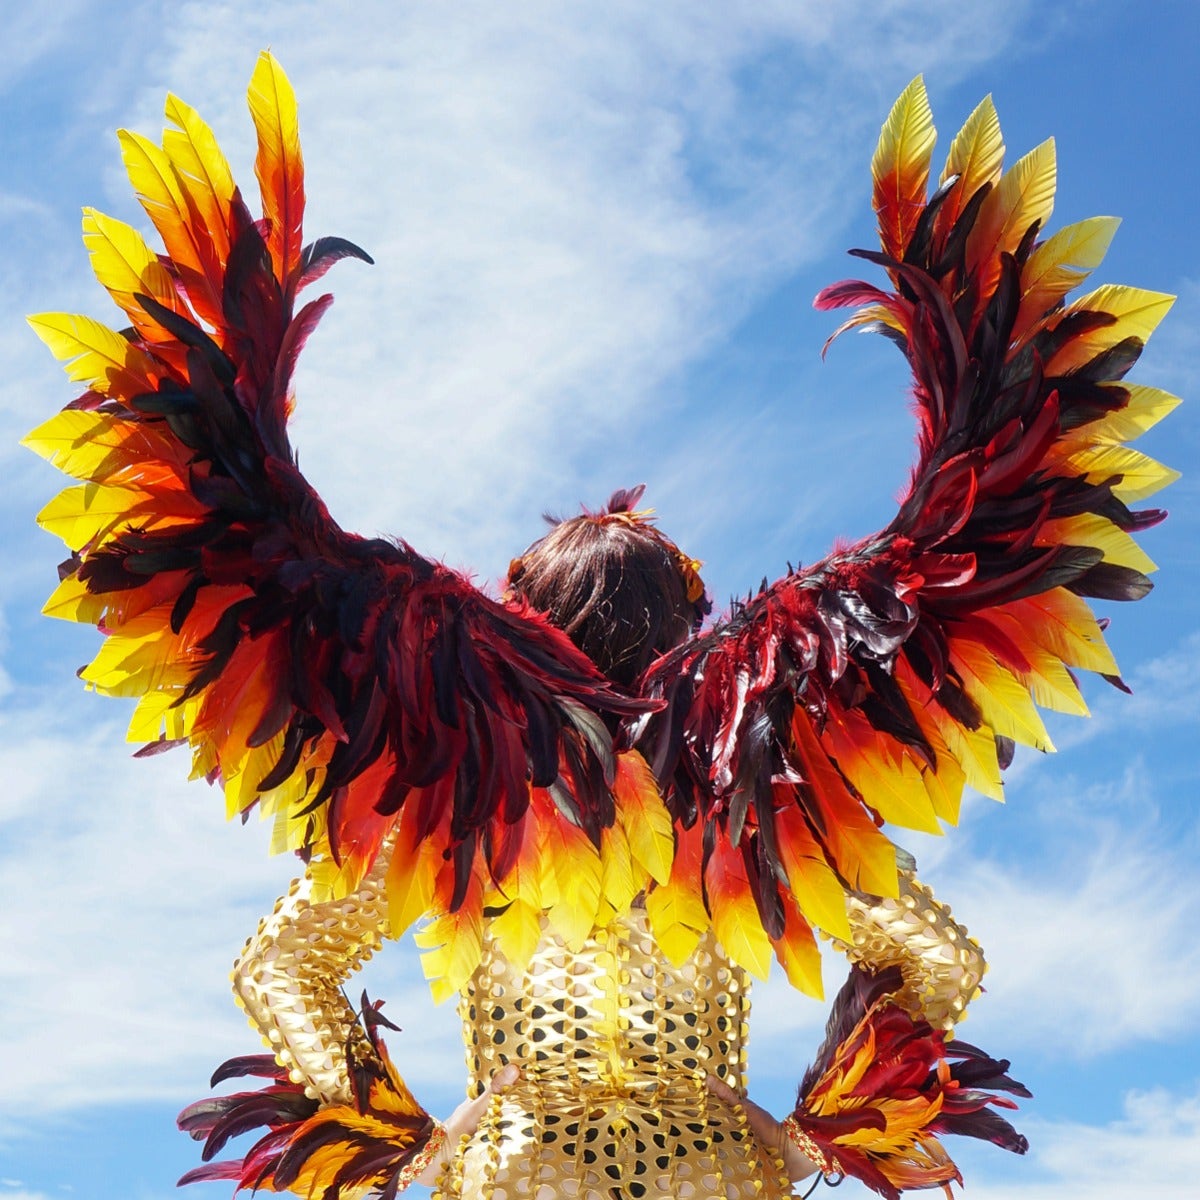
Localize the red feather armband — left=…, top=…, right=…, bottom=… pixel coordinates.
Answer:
left=787, top=965, right=1029, bottom=1200
left=178, top=997, right=440, bottom=1198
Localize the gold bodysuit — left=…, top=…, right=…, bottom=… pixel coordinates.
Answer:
left=446, top=911, right=790, bottom=1199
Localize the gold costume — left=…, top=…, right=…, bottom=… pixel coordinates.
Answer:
left=450, top=912, right=789, bottom=1200
left=231, top=846, right=985, bottom=1198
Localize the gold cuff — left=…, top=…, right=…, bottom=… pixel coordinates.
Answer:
left=782, top=1115, right=841, bottom=1179
left=394, top=1123, right=449, bottom=1192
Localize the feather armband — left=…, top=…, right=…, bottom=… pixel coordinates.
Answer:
left=789, top=965, right=1028, bottom=1200
left=179, top=998, right=439, bottom=1198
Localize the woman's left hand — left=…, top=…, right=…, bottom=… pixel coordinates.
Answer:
left=417, top=1064, right=522, bottom=1185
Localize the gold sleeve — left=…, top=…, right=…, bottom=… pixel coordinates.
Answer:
left=230, top=848, right=393, bottom=1104
left=837, top=870, right=986, bottom=1031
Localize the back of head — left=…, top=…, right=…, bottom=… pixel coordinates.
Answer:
left=507, top=487, right=710, bottom=689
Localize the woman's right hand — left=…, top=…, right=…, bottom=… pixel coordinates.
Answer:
left=705, top=1074, right=819, bottom=1185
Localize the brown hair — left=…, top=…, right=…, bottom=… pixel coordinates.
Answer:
left=507, top=488, right=710, bottom=688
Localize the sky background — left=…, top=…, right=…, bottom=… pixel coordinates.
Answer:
left=1, top=2, right=1197, bottom=1199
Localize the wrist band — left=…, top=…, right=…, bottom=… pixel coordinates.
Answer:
left=782, top=1115, right=842, bottom=1180
left=394, top=1122, right=449, bottom=1191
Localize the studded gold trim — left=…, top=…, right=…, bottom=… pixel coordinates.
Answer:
left=782, top=1115, right=841, bottom=1178
left=394, top=1122, right=448, bottom=1192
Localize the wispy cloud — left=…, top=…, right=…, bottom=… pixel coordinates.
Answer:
left=929, top=827, right=1200, bottom=1058
left=965, top=1085, right=1200, bottom=1200
left=11, top=0, right=1038, bottom=581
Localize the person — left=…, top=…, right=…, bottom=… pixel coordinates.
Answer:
left=29, top=54, right=1175, bottom=1200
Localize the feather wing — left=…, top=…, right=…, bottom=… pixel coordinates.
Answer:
left=26, top=54, right=646, bottom=966
left=635, top=77, right=1176, bottom=992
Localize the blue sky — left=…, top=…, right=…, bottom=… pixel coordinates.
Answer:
left=1, top=3, right=1197, bottom=1199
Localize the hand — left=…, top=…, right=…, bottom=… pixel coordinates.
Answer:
left=705, top=1074, right=818, bottom=1185
left=417, top=1063, right=521, bottom=1185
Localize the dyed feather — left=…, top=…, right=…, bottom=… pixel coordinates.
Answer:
left=788, top=966, right=1028, bottom=1199
left=636, top=80, right=1176, bottom=998
left=178, top=999, right=435, bottom=1198
left=27, top=56, right=651, bottom=981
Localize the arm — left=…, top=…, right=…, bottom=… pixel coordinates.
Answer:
left=707, top=874, right=1014, bottom=1193
left=231, top=845, right=394, bottom=1106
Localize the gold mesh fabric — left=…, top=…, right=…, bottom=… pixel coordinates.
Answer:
left=231, top=855, right=392, bottom=1105
left=440, top=910, right=790, bottom=1200
left=839, top=871, right=985, bottom=1031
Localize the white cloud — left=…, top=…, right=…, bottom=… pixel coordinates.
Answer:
left=966, top=1086, right=1200, bottom=1200
left=928, top=828, right=1200, bottom=1058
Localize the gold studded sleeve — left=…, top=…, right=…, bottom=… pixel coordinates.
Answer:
left=231, top=854, right=394, bottom=1105
left=178, top=843, right=445, bottom=1196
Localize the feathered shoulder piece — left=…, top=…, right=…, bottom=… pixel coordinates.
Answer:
left=24, top=54, right=653, bottom=984
left=634, top=76, right=1178, bottom=992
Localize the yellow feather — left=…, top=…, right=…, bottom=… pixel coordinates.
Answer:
left=254, top=754, right=309, bottom=821
left=950, top=640, right=1054, bottom=752
left=22, top=410, right=139, bottom=482
left=495, top=824, right=543, bottom=913
left=41, top=573, right=107, bottom=624
left=162, top=94, right=235, bottom=256
left=416, top=888, right=484, bottom=1004
left=968, top=138, right=1056, bottom=276
left=1024, top=215, right=1119, bottom=289
left=384, top=830, right=441, bottom=940
left=772, top=911, right=823, bottom=999
left=1021, top=650, right=1089, bottom=717
left=189, top=734, right=217, bottom=781
left=247, top=51, right=300, bottom=152
left=119, top=130, right=191, bottom=244
left=82, top=208, right=180, bottom=327
left=927, top=699, right=1004, bottom=800
left=37, top=482, right=135, bottom=551
left=710, top=892, right=773, bottom=981
left=80, top=633, right=190, bottom=698
left=543, top=818, right=602, bottom=950
left=1088, top=383, right=1182, bottom=443
left=126, top=690, right=175, bottom=743
left=489, top=898, right=543, bottom=972
left=823, top=717, right=943, bottom=835
left=1038, top=512, right=1158, bottom=574
left=872, top=77, right=937, bottom=261
left=1066, top=443, right=1180, bottom=502
left=1048, top=285, right=1174, bottom=372
left=599, top=820, right=642, bottom=917
left=645, top=880, right=709, bottom=967
left=1017, top=216, right=1120, bottom=333
left=940, top=94, right=1004, bottom=192
left=1004, top=589, right=1119, bottom=676
left=976, top=612, right=1091, bottom=717
left=27, top=312, right=155, bottom=396
left=247, top=50, right=303, bottom=278
left=893, top=667, right=966, bottom=825
left=776, top=846, right=851, bottom=943
left=872, top=76, right=937, bottom=196
left=614, top=753, right=675, bottom=886
left=224, top=742, right=275, bottom=818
